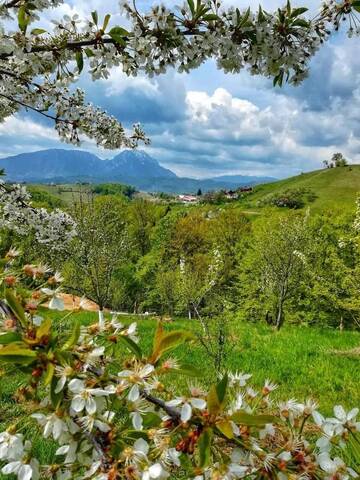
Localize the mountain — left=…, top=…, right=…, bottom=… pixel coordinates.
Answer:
left=0, top=149, right=275, bottom=193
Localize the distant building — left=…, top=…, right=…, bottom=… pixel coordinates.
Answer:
left=224, top=190, right=239, bottom=200
left=178, top=194, right=199, bottom=204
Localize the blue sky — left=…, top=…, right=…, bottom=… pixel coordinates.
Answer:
left=0, top=0, right=359, bottom=179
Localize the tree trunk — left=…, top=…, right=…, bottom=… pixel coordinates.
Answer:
left=275, top=299, right=284, bottom=330
left=188, top=309, right=192, bottom=320
left=98, top=309, right=105, bottom=330
left=339, top=315, right=344, bottom=332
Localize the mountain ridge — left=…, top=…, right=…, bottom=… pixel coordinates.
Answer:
left=0, top=148, right=276, bottom=193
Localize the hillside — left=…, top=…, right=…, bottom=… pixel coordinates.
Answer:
left=243, top=166, right=360, bottom=213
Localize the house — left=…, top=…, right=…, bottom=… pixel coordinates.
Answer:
left=224, top=190, right=239, bottom=200
left=178, top=194, right=199, bottom=204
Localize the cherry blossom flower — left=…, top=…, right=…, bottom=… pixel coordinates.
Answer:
left=229, top=372, right=252, bottom=387
left=31, top=413, right=68, bottom=440
left=166, top=396, right=206, bottom=422
left=0, top=432, right=24, bottom=460
left=68, top=379, right=112, bottom=415
left=1, top=458, right=39, bottom=480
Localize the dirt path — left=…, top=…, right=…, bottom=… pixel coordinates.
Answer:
left=45, top=293, right=100, bottom=312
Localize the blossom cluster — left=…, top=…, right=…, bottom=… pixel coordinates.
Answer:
left=0, top=0, right=359, bottom=146
left=0, top=181, right=76, bottom=251
left=0, top=256, right=358, bottom=479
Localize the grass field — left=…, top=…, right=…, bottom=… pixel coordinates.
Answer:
left=241, top=165, right=360, bottom=213
left=1, top=310, right=359, bottom=473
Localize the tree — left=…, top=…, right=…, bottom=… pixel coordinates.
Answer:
left=0, top=0, right=357, bottom=150
left=240, top=213, right=309, bottom=329
left=128, top=199, right=157, bottom=256
left=332, top=152, right=348, bottom=167
left=197, top=188, right=202, bottom=196
left=64, top=193, right=129, bottom=327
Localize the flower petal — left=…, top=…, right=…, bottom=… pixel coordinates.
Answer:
left=181, top=403, right=192, bottom=422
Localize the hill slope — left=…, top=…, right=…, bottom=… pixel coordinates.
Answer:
left=245, top=166, right=360, bottom=213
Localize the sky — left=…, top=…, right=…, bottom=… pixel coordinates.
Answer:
left=0, top=0, right=360, bottom=179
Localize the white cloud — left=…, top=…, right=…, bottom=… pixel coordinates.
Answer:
left=0, top=116, right=55, bottom=140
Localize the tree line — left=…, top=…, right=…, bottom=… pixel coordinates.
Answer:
left=4, top=189, right=360, bottom=331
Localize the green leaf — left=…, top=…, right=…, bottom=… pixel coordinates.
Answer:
left=61, top=321, right=80, bottom=351
left=187, top=0, right=195, bottom=15
left=75, top=50, right=84, bottom=73
left=44, top=362, right=55, bottom=386
left=286, top=0, right=291, bottom=15
left=5, top=290, right=27, bottom=328
left=292, top=18, right=310, bottom=28
left=18, top=5, right=29, bottom=33
left=202, top=14, right=218, bottom=21
left=85, top=48, right=94, bottom=57
left=0, top=332, right=22, bottom=345
left=31, top=28, right=47, bottom=35
left=153, top=321, right=164, bottom=355
left=0, top=343, right=36, bottom=364
left=216, top=420, right=234, bottom=439
left=50, top=376, right=63, bottom=408
left=102, top=14, right=111, bottom=31
left=353, top=0, right=360, bottom=12
left=290, top=7, right=308, bottom=17
left=118, top=335, right=142, bottom=359
left=240, top=7, right=251, bottom=26
left=151, top=330, right=194, bottom=362
left=142, top=412, right=162, bottom=428
left=91, top=10, right=98, bottom=25
left=109, top=26, right=128, bottom=45
left=216, top=374, right=228, bottom=405
left=166, top=364, right=202, bottom=377
left=258, top=6, right=266, bottom=22
left=207, top=384, right=221, bottom=415
left=231, top=411, right=280, bottom=426
left=36, top=318, right=52, bottom=340
left=198, top=428, right=212, bottom=468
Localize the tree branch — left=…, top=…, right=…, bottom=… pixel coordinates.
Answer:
left=141, top=390, right=181, bottom=422
left=0, top=92, right=73, bottom=125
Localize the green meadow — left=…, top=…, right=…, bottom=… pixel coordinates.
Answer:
left=1, top=311, right=359, bottom=473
